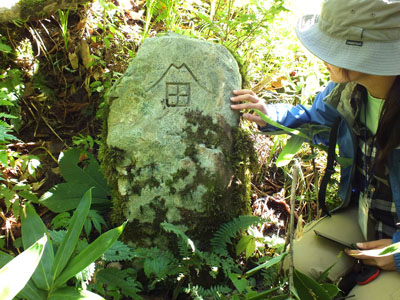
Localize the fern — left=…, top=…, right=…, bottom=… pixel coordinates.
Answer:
left=103, top=240, right=134, bottom=262
left=211, top=215, right=264, bottom=256
left=161, top=222, right=202, bottom=258
left=185, top=284, right=232, bottom=300
left=96, top=267, right=143, bottom=299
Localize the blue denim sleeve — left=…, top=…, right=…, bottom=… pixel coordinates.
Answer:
left=393, top=232, right=400, bottom=272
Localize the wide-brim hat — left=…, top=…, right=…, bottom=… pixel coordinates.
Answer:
left=296, top=0, right=400, bottom=76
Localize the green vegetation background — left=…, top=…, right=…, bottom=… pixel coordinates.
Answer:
left=0, top=0, right=349, bottom=299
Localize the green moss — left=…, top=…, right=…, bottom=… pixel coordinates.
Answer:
left=171, top=110, right=257, bottom=246
left=98, top=102, right=127, bottom=225
left=101, top=101, right=257, bottom=248
left=20, top=0, right=47, bottom=19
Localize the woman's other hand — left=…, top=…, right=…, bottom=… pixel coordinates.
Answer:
left=230, top=90, right=268, bottom=127
left=345, top=239, right=397, bottom=271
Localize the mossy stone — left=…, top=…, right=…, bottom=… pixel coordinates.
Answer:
left=101, top=34, right=257, bottom=249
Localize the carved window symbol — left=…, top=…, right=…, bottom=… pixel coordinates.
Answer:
left=166, top=83, right=190, bottom=107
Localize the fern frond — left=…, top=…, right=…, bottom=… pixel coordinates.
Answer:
left=211, top=215, right=264, bottom=256
left=185, top=284, right=232, bottom=300
left=161, top=222, right=202, bottom=258
left=96, top=267, right=143, bottom=299
left=103, top=240, right=134, bottom=262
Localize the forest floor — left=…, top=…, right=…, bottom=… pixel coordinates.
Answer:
left=0, top=0, right=309, bottom=241
left=0, top=2, right=338, bottom=298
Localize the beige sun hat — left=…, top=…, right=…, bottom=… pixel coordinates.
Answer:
left=296, top=0, right=400, bottom=76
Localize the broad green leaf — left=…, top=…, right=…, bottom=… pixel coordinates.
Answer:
left=48, top=287, right=105, bottom=300
left=0, top=150, right=7, bottom=166
left=317, top=263, right=336, bottom=283
left=0, top=251, right=47, bottom=300
left=52, top=189, right=92, bottom=282
left=54, top=222, right=125, bottom=288
left=245, top=238, right=256, bottom=259
left=320, top=283, right=340, bottom=298
left=276, top=135, right=304, bottom=167
left=293, top=268, right=331, bottom=300
left=21, top=203, right=55, bottom=290
left=39, top=182, right=109, bottom=212
left=245, top=287, right=283, bottom=300
left=58, top=148, right=110, bottom=195
left=0, top=42, right=12, bottom=53
left=0, top=251, right=12, bottom=266
left=0, top=235, right=47, bottom=300
left=260, top=295, right=290, bottom=300
left=244, top=252, right=287, bottom=278
left=255, top=109, right=311, bottom=140
left=229, top=273, right=248, bottom=293
left=18, top=280, right=47, bottom=300
left=379, top=242, right=400, bottom=255
left=236, top=235, right=253, bottom=256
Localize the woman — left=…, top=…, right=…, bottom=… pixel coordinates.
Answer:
left=230, top=0, right=400, bottom=298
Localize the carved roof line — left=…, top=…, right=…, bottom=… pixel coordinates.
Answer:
left=146, top=63, right=212, bottom=93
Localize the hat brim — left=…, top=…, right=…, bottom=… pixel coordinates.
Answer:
left=296, top=14, right=400, bottom=76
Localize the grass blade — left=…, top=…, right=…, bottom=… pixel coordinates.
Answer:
left=54, top=222, right=125, bottom=288
left=48, top=286, right=105, bottom=299
left=0, top=235, right=47, bottom=300
left=21, top=203, right=55, bottom=290
left=51, top=188, right=92, bottom=282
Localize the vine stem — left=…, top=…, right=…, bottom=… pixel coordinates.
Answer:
left=289, top=161, right=300, bottom=298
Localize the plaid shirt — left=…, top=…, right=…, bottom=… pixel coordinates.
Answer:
left=351, top=95, right=400, bottom=239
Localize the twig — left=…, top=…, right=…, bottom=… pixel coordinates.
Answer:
left=288, top=161, right=300, bottom=298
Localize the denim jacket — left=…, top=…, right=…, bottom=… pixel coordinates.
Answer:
left=262, top=81, right=400, bottom=271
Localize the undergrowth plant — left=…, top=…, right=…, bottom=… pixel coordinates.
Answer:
left=39, top=148, right=111, bottom=213
left=0, top=189, right=125, bottom=299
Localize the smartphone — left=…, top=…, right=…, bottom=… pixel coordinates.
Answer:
left=314, top=230, right=358, bottom=249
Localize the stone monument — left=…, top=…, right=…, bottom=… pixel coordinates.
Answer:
left=101, top=34, right=256, bottom=248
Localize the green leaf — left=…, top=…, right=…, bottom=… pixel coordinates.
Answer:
left=161, top=222, right=197, bottom=254
left=0, top=251, right=46, bottom=300
left=21, top=203, right=55, bottom=290
left=244, top=252, right=287, bottom=278
left=85, top=210, right=106, bottom=236
left=0, top=251, right=12, bottom=267
left=54, top=222, right=126, bottom=288
left=0, top=42, right=12, bottom=53
left=58, top=148, right=110, bottom=195
left=103, top=240, right=134, bottom=262
left=48, top=287, right=105, bottom=300
left=255, top=109, right=311, bottom=140
left=379, top=242, right=400, bottom=255
left=293, top=268, right=331, bottom=300
left=96, top=268, right=143, bottom=299
left=276, top=135, right=304, bottom=167
left=245, top=240, right=256, bottom=260
left=229, top=273, right=248, bottom=294
left=236, top=235, right=253, bottom=256
left=52, top=189, right=92, bottom=282
left=18, top=190, right=39, bottom=203
left=245, top=287, right=281, bottom=300
left=0, top=235, right=47, bottom=300
left=18, top=280, right=47, bottom=300
left=320, top=283, right=340, bottom=298
left=0, top=150, right=8, bottom=166
left=39, top=182, right=109, bottom=213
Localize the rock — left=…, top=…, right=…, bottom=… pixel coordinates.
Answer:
left=102, top=34, right=255, bottom=248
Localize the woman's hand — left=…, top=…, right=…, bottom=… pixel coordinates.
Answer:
left=345, top=239, right=397, bottom=271
left=230, top=90, right=268, bottom=127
